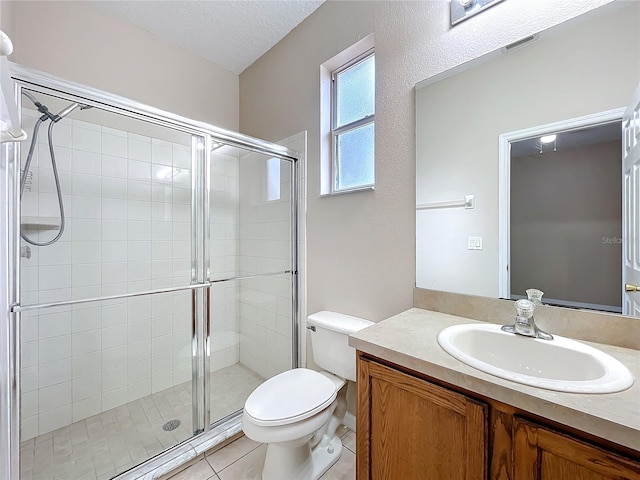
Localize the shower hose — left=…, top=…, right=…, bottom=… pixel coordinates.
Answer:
left=20, top=93, right=69, bottom=247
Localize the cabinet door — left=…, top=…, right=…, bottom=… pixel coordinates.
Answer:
left=514, top=417, right=640, bottom=480
left=357, top=357, right=488, bottom=480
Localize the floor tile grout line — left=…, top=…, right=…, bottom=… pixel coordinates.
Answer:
left=205, top=440, right=263, bottom=475
left=187, top=428, right=355, bottom=480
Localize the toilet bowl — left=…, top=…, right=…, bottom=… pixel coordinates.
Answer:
left=242, top=311, right=374, bottom=480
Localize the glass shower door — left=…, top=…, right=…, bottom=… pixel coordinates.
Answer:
left=207, top=144, right=297, bottom=427
left=16, top=88, right=208, bottom=479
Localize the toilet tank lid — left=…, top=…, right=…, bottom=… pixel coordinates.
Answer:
left=307, top=311, right=374, bottom=334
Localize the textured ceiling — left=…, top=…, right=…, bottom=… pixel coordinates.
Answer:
left=93, top=0, right=325, bottom=75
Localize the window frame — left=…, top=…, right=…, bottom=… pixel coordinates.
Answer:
left=330, top=48, right=375, bottom=194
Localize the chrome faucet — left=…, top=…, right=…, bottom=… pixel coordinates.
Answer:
left=501, top=298, right=553, bottom=340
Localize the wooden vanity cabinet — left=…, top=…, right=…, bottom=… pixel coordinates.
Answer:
left=357, top=354, right=640, bottom=480
left=356, top=357, right=488, bottom=479
left=513, top=418, right=640, bottom=480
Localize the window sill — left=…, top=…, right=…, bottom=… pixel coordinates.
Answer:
left=320, top=185, right=375, bottom=197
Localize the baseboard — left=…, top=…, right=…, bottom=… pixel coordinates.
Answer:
left=342, top=412, right=356, bottom=432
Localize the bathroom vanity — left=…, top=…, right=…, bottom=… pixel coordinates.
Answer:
left=350, top=309, right=640, bottom=480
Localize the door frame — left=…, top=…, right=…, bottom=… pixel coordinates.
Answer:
left=498, top=108, right=625, bottom=300
left=622, top=83, right=640, bottom=316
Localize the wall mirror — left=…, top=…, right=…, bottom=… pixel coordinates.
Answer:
left=415, top=2, right=640, bottom=316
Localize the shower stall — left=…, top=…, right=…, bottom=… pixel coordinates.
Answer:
left=0, top=63, right=304, bottom=480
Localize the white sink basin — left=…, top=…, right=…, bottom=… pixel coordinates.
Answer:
left=437, top=323, right=634, bottom=393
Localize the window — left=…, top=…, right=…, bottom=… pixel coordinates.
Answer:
left=266, top=157, right=280, bottom=201
left=322, top=44, right=374, bottom=194
left=331, top=51, right=375, bottom=192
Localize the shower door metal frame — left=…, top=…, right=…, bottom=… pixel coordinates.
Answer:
left=1, top=138, right=21, bottom=480
left=1, top=62, right=301, bottom=480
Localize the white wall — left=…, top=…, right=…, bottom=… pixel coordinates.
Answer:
left=416, top=2, right=639, bottom=297
left=239, top=0, right=615, bottom=323
left=0, top=0, right=239, bottom=129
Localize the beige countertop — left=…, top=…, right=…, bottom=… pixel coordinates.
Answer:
left=349, top=308, right=640, bottom=452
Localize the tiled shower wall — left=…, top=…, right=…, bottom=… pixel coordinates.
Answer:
left=209, top=148, right=241, bottom=372
left=18, top=108, right=205, bottom=440
left=237, top=132, right=306, bottom=380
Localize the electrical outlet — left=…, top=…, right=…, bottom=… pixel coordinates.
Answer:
left=468, top=236, right=483, bottom=250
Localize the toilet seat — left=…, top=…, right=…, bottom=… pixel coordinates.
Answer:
left=244, top=368, right=337, bottom=427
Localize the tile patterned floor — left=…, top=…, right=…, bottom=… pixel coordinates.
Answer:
left=20, top=364, right=264, bottom=480
left=167, top=426, right=356, bottom=480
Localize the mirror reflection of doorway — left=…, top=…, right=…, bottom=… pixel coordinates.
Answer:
left=509, top=121, right=622, bottom=312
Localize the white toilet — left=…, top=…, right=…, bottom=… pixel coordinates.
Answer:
left=242, top=311, right=374, bottom=480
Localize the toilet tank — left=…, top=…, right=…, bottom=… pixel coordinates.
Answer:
left=307, top=311, right=374, bottom=382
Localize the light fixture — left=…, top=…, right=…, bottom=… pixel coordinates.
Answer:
left=538, top=134, right=557, bottom=154
left=450, top=0, right=506, bottom=26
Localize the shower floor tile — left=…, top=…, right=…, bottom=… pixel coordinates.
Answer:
left=20, top=363, right=264, bottom=480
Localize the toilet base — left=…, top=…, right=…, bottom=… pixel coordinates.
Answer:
left=262, top=434, right=343, bottom=480
left=310, top=434, right=343, bottom=480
